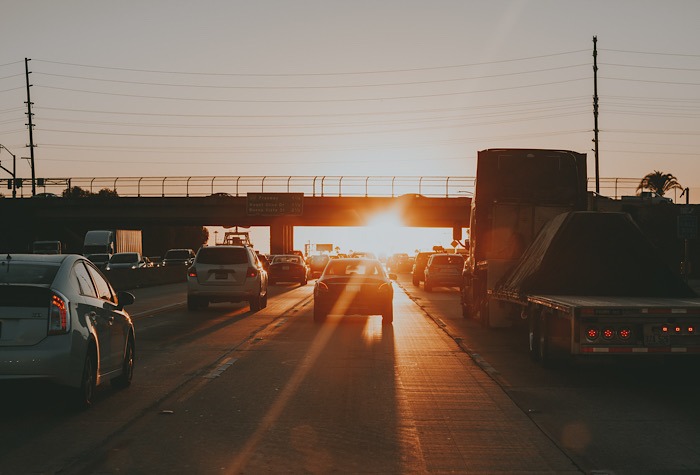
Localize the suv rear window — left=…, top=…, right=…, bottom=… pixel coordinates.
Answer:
left=431, top=255, right=464, bottom=266
left=196, top=247, right=249, bottom=265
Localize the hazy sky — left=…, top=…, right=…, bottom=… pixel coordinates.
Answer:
left=2, top=1, right=700, bottom=204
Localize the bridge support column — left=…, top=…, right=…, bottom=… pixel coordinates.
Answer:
left=270, top=223, right=294, bottom=255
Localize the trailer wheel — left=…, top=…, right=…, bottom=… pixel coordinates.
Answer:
left=479, top=298, right=490, bottom=329
left=537, top=311, right=552, bottom=366
left=528, top=308, right=541, bottom=362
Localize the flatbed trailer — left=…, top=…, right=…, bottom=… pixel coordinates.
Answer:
left=494, top=290, right=700, bottom=364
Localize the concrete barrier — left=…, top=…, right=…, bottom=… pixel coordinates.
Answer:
left=104, top=265, right=187, bottom=291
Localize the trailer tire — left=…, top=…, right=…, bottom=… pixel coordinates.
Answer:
left=479, top=298, right=490, bottom=329
left=528, top=308, right=541, bottom=362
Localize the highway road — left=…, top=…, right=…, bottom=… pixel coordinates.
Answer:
left=1, top=275, right=700, bottom=474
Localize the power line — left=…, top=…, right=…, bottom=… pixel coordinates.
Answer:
left=35, top=96, right=587, bottom=119
left=36, top=78, right=589, bottom=103
left=33, top=50, right=589, bottom=76
left=601, top=48, right=700, bottom=58
left=33, top=64, right=589, bottom=90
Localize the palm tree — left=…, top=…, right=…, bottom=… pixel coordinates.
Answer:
left=636, top=170, right=683, bottom=197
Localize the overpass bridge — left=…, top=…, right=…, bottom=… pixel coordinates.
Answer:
left=1, top=176, right=473, bottom=254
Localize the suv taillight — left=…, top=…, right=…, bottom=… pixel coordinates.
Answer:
left=48, top=293, right=69, bottom=335
left=247, top=267, right=258, bottom=278
left=188, top=267, right=197, bottom=278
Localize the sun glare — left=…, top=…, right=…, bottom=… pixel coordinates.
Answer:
left=364, top=211, right=408, bottom=257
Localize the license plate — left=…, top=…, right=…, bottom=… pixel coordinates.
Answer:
left=345, top=284, right=361, bottom=293
left=215, top=272, right=227, bottom=280
left=282, top=265, right=289, bottom=271
left=644, top=326, right=670, bottom=346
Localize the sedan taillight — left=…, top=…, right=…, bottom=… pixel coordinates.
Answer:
left=247, top=267, right=258, bottom=278
left=48, top=293, right=69, bottom=335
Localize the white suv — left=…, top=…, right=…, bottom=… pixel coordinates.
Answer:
left=187, top=245, right=268, bottom=311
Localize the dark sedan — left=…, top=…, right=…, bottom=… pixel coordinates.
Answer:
left=313, top=258, right=395, bottom=325
left=268, top=254, right=309, bottom=285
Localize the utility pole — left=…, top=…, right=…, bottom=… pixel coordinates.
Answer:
left=0, top=144, right=17, bottom=198
left=25, top=57, right=36, bottom=196
left=593, top=36, right=600, bottom=194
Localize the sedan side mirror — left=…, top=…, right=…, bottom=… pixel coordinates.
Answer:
left=117, top=291, right=135, bottom=310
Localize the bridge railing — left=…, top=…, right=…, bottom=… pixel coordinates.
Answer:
left=1, top=176, right=656, bottom=201
left=4, top=176, right=477, bottom=198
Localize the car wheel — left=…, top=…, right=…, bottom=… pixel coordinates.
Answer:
left=261, top=291, right=268, bottom=308
left=382, top=305, right=394, bottom=325
left=313, top=305, right=327, bottom=323
left=74, top=350, right=96, bottom=409
left=111, top=336, right=134, bottom=390
left=249, top=291, right=262, bottom=312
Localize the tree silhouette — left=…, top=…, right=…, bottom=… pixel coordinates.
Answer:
left=636, top=170, right=683, bottom=197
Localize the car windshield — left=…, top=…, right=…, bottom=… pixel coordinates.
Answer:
left=110, top=253, right=139, bottom=263
left=0, top=261, right=59, bottom=284
left=197, top=247, right=248, bottom=265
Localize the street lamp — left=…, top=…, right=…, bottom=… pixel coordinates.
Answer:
left=0, top=144, right=17, bottom=198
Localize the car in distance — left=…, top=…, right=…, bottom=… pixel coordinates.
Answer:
left=0, top=253, right=136, bottom=408
left=86, top=253, right=110, bottom=270
left=423, top=253, right=465, bottom=291
left=268, top=254, right=309, bottom=285
left=411, top=251, right=436, bottom=286
left=162, top=248, right=196, bottom=267
left=186, top=245, right=268, bottom=311
left=387, top=253, right=411, bottom=273
left=313, top=258, right=396, bottom=325
left=306, top=254, right=330, bottom=278
left=105, top=252, right=148, bottom=271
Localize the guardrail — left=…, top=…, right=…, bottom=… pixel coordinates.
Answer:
left=4, top=176, right=476, bottom=198
left=0, top=176, right=659, bottom=201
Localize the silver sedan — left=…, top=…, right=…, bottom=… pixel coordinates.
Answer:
left=0, top=254, right=136, bottom=408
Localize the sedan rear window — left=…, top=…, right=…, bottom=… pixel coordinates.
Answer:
left=165, top=250, right=192, bottom=259
left=0, top=285, right=51, bottom=306
left=0, top=262, right=60, bottom=284
left=196, top=247, right=249, bottom=265
left=110, top=253, right=139, bottom=263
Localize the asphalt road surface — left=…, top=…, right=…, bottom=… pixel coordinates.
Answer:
left=1, top=276, right=699, bottom=474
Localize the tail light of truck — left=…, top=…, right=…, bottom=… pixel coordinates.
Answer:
left=585, top=326, right=634, bottom=342
left=48, top=293, right=69, bottom=335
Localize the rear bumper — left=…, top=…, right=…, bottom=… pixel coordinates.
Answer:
left=0, top=333, right=85, bottom=388
left=187, top=278, right=259, bottom=302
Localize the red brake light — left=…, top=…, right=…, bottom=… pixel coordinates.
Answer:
left=619, top=328, right=632, bottom=340
left=602, top=328, right=615, bottom=340
left=586, top=328, right=599, bottom=340
left=188, top=267, right=197, bottom=278
left=246, top=267, right=258, bottom=278
left=48, top=293, right=68, bottom=335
